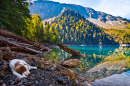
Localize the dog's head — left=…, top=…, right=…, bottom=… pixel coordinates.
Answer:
left=15, top=61, right=30, bottom=76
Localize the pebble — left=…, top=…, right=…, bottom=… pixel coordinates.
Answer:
left=0, top=80, right=3, bottom=84
left=55, top=67, right=60, bottom=71
left=20, top=85, right=25, bottom=86
left=1, top=65, right=8, bottom=70
left=0, top=70, right=5, bottom=78
left=54, top=76, right=64, bottom=84
left=20, top=78, right=28, bottom=83
left=11, top=81, right=15, bottom=85
left=0, top=57, right=77, bottom=86
left=1, top=83, right=7, bottom=86
left=46, top=68, right=52, bottom=71
left=17, top=82, right=23, bottom=86
left=35, top=81, right=39, bottom=84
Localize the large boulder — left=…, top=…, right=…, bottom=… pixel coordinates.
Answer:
left=59, top=66, right=76, bottom=80
left=61, top=59, right=80, bottom=67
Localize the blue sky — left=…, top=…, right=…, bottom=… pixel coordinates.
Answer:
left=33, top=0, right=130, bottom=19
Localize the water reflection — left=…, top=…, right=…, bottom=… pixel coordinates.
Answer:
left=41, top=46, right=130, bottom=83
left=91, top=71, right=130, bottom=86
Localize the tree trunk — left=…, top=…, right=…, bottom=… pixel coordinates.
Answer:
left=0, top=28, right=50, bottom=51
left=0, top=39, right=42, bottom=54
left=57, top=44, right=85, bottom=56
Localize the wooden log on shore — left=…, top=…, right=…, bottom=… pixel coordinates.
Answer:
left=57, top=44, right=85, bottom=56
left=0, top=28, right=50, bottom=51
left=0, top=39, right=42, bottom=54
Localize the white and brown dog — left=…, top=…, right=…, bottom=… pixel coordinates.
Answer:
left=9, top=59, right=37, bottom=79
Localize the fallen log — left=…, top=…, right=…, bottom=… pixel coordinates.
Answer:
left=0, top=28, right=50, bottom=51
left=57, top=44, right=85, bottom=56
left=0, top=39, right=42, bottom=54
left=57, top=44, right=105, bottom=59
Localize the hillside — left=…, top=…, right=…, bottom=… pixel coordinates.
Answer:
left=51, top=9, right=117, bottom=45
left=29, top=0, right=129, bottom=29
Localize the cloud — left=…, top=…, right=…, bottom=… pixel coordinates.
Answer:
left=95, top=0, right=130, bottom=18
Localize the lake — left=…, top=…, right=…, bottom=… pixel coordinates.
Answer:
left=41, top=45, right=130, bottom=85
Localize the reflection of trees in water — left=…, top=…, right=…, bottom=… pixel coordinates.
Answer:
left=42, top=46, right=130, bottom=83
left=78, top=47, right=130, bottom=83
left=41, top=48, right=71, bottom=64
left=71, top=55, right=104, bottom=73
left=42, top=46, right=130, bottom=76
left=104, top=47, right=130, bottom=62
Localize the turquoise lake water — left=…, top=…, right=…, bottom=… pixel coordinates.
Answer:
left=41, top=45, right=130, bottom=85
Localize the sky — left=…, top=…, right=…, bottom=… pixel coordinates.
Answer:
left=49, top=0, right=130, bottom=19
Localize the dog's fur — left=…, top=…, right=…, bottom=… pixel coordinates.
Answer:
left=9, top=59, right=37, bottom=79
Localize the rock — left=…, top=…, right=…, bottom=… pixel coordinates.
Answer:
left=46, top=68, right=52, bottom=71
left=0, top=70, right=5, bottom=78
left=0, top=50, right=3, bottom=60
left=17, top=82, right=23, bottom=86
left=11, top=81, right=15, bottom=85
left=60, top=67, right=76, bottom=80
left=51, top=64, right=57, bottom=70
left=1, top=83, right=7, bottom=86
left=6, top=47, right=11, bottom=52
left=54, top=76, right=64, bottom=84
left=38, top=64, right=44, bottom=70
left=0, top=80, right=3, bottom=84
left=82, top=81, right=91, bottom=86
left=20, top=78, right=28, bottom=83
left=35, top=81, right=39, bottom=84
left=54, top=67, right=60, bottom=71
left=3, top=61, right=8, bottom=65
left=1, top=65, right=8, bottom=70
left=3, top=51, right=15, bottom=60
left=61, top=59, right=80, bottom=67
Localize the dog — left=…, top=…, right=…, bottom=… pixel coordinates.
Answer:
left=9, top=59, right=37, bottom=79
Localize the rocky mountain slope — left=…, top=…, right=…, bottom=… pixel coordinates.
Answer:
left=29, top=0, right=129, bottom=29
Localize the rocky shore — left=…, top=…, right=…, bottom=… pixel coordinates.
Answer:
left=0, top=29, right=90, bottom=86
left=0, top=47, right=81, bottom=86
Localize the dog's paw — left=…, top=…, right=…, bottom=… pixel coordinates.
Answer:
left=31, top=66, right=37, bottom=69
left=34, top=67, right=37, bottom=69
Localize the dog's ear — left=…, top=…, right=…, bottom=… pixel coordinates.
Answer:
left=15, top=65, right=27, bottom=74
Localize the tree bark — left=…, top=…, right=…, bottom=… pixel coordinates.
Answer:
left=0, top=28, right=50, bottom=51
left=0, top=39, right=42, bottom=54
left=57, top=44, right=85, bottom=56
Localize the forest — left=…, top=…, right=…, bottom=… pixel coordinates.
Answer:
left=0, top=0, right=59, bottom=43
left=0, top=0, right=130, bottom=45
left=51, top=9, right=118, bottom=44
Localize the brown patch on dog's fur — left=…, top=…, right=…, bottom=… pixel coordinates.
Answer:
left=15, top=62, right=27, bottom=74
left=15, top=61, right=20, bottom=67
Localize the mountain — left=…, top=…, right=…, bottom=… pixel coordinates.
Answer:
left=50, top=9, right=118, bottom=44
left=29, top=0, right=129, bottom=29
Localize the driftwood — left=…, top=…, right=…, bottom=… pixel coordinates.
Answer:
left=0, top=39, right=42, bottom=54
left=57, top=44, right=85, bottom=56
left=58, top=44, right=105, bottom=59
left=0, top=28, right=50, bottom=51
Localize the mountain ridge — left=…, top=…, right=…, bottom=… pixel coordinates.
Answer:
left=29, top=0, right=129, bottom=29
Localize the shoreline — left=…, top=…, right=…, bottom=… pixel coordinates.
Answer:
left=63, top=44, right=130, bottom=46
left=0, top=47, right=80, bottom=86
